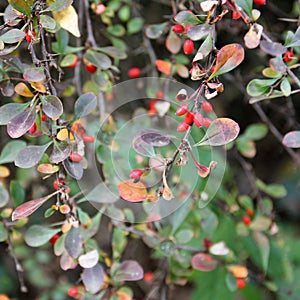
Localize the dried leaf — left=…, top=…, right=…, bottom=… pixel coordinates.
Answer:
left=162, top=169, right=174, bottom=200
left=244, top=24, right=263, bottom=49
left=31, top=82, right=47, bottom=93
left=14, top=82, right=34, bottom=97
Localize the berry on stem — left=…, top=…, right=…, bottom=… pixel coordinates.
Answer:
left=148, top=100, right=158, bottom=116
left=49, top=233, right=60, bottom=245
left=85, top=63, right=97, bottom=74
left=82, top=133, right=95, bottom=143
left=201, top=101, right=213, bottom=113
left=236, top=278, right=246, bottom=289
left=232, top=11, right=241, bottom=20
left=184, top=112, right=194, bottom=125
left=144, top=272, right=154, bottom=282
left=202, top=238, right=213, bottom=249
left=283, top=50, right=294, bottom=63
left=183, top=40, right=194, bottom=55
left=69, top=152, right=83, bottom=162
left=194, top=113, right=203, bottom=128
left=177, top=121, right=190, bottom=132
left=128, top=67, right=141, bottom=78
left=242, top=215, right=251, bottom=226
left=130, top=169, right=143, bottom=179
left=28, top=122, right=37, bottom=134
left=176, top=104, right=189, bottom=116
left=246, top=208, right=254, bottom=216
left=172, top=24, right=185, bottom=33
left=68, top=287, right=79, bottom=297
left=53, top=179, right=64, bottom=190
left=25, top=30, right=36, bottom=42
left=253, top=0, right=266, bottom=4
left=41, top=114, right=46, bottom=122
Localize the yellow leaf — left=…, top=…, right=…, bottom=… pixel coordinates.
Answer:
left=0, top=166, right=10, bottom=178
left=118, top=180, right=148, bottom=202
left=14, top=82, right=34, bottom=97
left=57, top=128, right=69, bottom=141
left=116, top=291, right=132, bottom=300
left=227, top=265, right=248, bottom=278
left=31, top=82, right=47, bottom=93
left=53, top=6, right=81, bottom=37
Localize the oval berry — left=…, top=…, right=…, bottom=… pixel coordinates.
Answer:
left=283, top=50, right=294, bottom=63
left=85, top=63, right=97, bottom=74
left=184, top=112, right=194, bottom=125
left=177, top=121, right=190, bottom=132
left=144, top=272, right=154, bottom=282
left=201, top=101, right=213, bottom=113
left=28, top=122, right=37, bottom=134
left=194, top=113, right=203, bottom=128
left=236, top=278, right=246, bottom=289
left=128, top=67, right=141, bottom=78
left=183, top=40, right=194, bottom=55
left=68, top=287, right=79, bottom=297
left=246, top=208, right=254, bottom=216
left=172, top=24, right=184, bottom=33
left=25, top=30, right=36, bottom=42
left=130, top=169, right=143, bottom=179
left=176, top=104, right=189, bottom=116
left=49, top=233, right=60, bottom=245
left=242, top=215, right=251, bottom=226
left=69, top=152, right=83, bottom=162
left=82, top=133, right=95, bottom=143
left=53, top=179, right=64, bottom=190
left=232, top=11, right=241, bottom=19
left=41, top=114, right=47, bottom=122
left=253, top=0, right=266, bottom=4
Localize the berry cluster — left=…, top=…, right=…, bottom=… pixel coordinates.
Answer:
left=172, top=24, right=194, bottom=55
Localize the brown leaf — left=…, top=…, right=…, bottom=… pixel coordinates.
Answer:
left=14, top=82, right=34, bottom=97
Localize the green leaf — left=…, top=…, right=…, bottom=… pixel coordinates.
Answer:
left=145, top=22, right=168, bottom=39
left=84, top=49, right=112, bottom=70
left=96, top=46, right=127, bottom=59
left=82, top=263, right=104, bottom=294
left=0, top=222, right=8, bottom=242
left=8, top=0, right=34, bottom=17
left=244, top=123, right=268, bottom=140
left=15, top=142, right=52, bottom=168
left=74, top=92, right=97, bottom=119
left=171, top=200, right=192, bottom=235
left=256, top=179, right=287, bottom=198
left=174, top=11, right=200, bottom=25
left=0, top=103, right=29, bottom=125
left=175, top=229, right=194, bottom=244
left=41, top=95, right=63, bottom=119
left=40, top=15, right=57, bottom=30
left=239, top=195, right=254, bottom=209
left=25, top=225, right=60, bottom=247
left=113, top=227, right=127, bottom=260
left=127, top=18, right=144, bottom=35
left=208, top=44, right=244, bottom=80
left=43, top=0, right=73, bottom=12
left=225, top=272, right=237, bottom=291
left=60, top=53, right=77, bottom=67
left=0, top=184, right=9, bottom=208
left=1, top=29, right=25, bottom=44
left=118, top=5, right=130, bottom=22
left=107, top=24, right=126, bottom=37
left=253, top=231, right=270, bottom=273
left=280, top=77, right=291, bottom=97
left=236, top=137, right=256, bottom=158
left=235, top=0, right=253, bottom=17
left=247, top=78, right=278, bottom=97
left=10, top=180, right=25, bottom=207
left=0, top=140, right=26, bottom=164
left=193, top=34, right=213, bottom=61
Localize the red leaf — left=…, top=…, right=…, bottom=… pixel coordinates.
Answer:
left=208, top=44, right=244, bottom=80
left=191, top=253, right=217, bottom=271
left=155, top=60, right=172, bottom=76
left=12, top=193, right=55, bottom=221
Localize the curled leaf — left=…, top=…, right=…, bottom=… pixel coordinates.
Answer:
left=162, top=169, right=174, bottom=200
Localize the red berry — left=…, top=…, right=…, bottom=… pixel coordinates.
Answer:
left=176, top=104, right=189, bottom=116
left=25, top=30, right=36, bottom=42
left=155, top=90, right=164, bottom=99
left=53, top=179, right=64, bottom=190
left=128, top=67, right=141, bottom=78
left=211, top=65, right=216, bottom=73
left=85, top=63, right=97, bottom=74
left=177, top=121, right=190, bottom=132
left=242, top=215, right=251, bottom=226
left=184, top=112, right=194, bottom=125
left=28, top=122, right=37, bottom=134
left=232, top=11, right=241, bottom=19
left=283, top=50, right=294, bottom=63
left=183, top=40, right=194, bottom=55
left=41, top=114, right=46, bottom=122
left=49, top=233, right=60, bottom=245
left=246, top=208, right=254, bottom=216
left=172, top=24, right=185, bottom=33
left=130, top=169, right=143, bottom=179
left=253, top=0, right=266, bottom=4
left=67, top=57, right=78, bottom=69
left=194, top=113, right=203, bottom=128
left=68, top=287, right=79, bottom=297
left=82, top=133, right=95, bottom=143
left=202, top=117, right=212, bottom=128
left=144, top=272, right=154, bottom=282
left=236, top=278, right=246, bottom=289
left=202, top=238, right=213, bottom=249
left=69, top=152, right=83, bottom=162
left=201, top=101, right=213, bottom=113
left=148, top=100, right=158, bottom=116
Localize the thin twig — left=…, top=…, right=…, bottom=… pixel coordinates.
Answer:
left=84, top=0, right=97, bottom=47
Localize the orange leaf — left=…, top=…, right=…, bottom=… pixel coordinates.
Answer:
left=31, top=81, right=47, bottom=93
left=37, top=164, right=59, bottom=174
left=118, top=180, right=148, bottom=202
left=226, top=265, right=248, bottom=278
left=155, top=60, right=172, bottom=76
left=14, top=82, right=34, bottom=97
